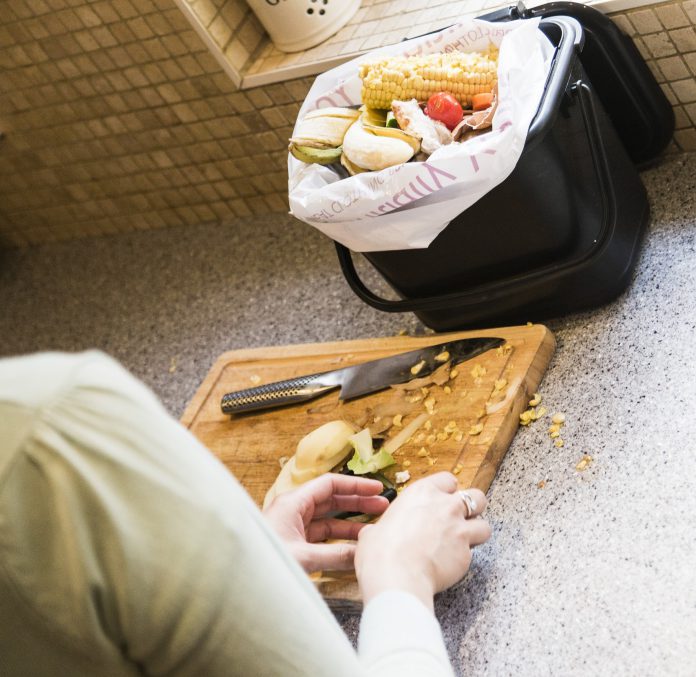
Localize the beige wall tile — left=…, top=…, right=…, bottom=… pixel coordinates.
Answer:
left=246, top=86, right=272, bottom=108
left=669, top=25, right=696, bottom=51
left=628, top=8, right=662, bottom=33
left=260, top=105, right=288, bottom=127
left=684, top=0, right=696, bottom=23
left=209, top=13, right=233, bottom=48
left=127, top=17, right=155, bottom=40
left=657, top=54, right=689, bottom=79
left=660, top=82, right=678, bottom=105
left=229, top=198, right=252, bottom=217
left=684, top=101, right=696, bottom=124
left=236, top=14, right=264, bottom=55
left=673, top=104, right=690, bottom=128
left=224, top=38, right=249, bottom=70
left=612, top=14, right=636, bottom=36
left=191, top=0, right=218, bottom=27
left=672, top=76, right=696, bottom=102
left=643, top=32, right=677, bottom=57
left=684, top=51, right=696, bottom=74
left=220, top=0, right=247, bottom=30
left=655, top=3, right=691, bottom=28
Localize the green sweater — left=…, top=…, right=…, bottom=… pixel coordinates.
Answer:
left=0, top=351, right=452, bottom=676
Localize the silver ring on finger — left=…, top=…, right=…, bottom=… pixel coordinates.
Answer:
left=458, top=490, right=477, bottom=518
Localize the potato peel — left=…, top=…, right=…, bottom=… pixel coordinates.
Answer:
left=390, top=361, right=451, bottom=391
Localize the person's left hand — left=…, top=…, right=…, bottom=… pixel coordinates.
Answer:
left=263, top=473, right=389, bottom=573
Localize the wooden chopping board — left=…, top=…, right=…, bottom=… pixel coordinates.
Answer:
left=181, top=324, right=555, bottom=610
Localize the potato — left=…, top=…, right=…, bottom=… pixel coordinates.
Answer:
left=292, top=420, right=357, bottom=477
left=263, top=420, right=357, bottom=508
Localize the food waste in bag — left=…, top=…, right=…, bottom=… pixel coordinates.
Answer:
left=288, top=19, right=553, bottom=253
left=289, top=50, right=501, bottom=175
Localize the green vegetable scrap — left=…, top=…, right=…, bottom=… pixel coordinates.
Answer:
left=347, top=448, right=396, bottom=475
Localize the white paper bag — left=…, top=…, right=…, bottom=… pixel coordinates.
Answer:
left=288, top=18, right=554, bottom=252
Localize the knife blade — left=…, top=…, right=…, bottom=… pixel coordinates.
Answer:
left=220, top=336, right=504, bottom=415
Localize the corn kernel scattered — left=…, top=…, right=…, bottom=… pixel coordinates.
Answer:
left=528, top=393, right=541, bottom=406
left=417, top=447, right=429, bottom=457
left=471, top=364, right=487, bottom=379
left=453, top=463, right=463, bottom=475
left=403, top=460, right=411, bottom=467
left=443, top=386, right=452, bottom=395
left=424, top=397, right=436, bottom=414
left=435, top=351, right=450, bottom=362
left=552, top=413, right=566, bottom=425
left=519, top=410, right=534, bottom=426
left=554, top=438, right=564, bottom=448
left=450, top=369, right=459, bottom=379
left=575, top=454, right=593, bottom=471
left=468, top=422, right=484, bottom=436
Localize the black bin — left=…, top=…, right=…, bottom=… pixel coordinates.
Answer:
left=335, top=8, right=674, bottom=331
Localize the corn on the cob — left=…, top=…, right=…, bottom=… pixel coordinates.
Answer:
left=359, top=49, right=498, bottom=110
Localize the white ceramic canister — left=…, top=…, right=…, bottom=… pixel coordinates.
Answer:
left=246, top=0, right=361, bottom=53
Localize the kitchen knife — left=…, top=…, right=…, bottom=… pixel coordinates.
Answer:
left=220, top=336, right=504, bottom=415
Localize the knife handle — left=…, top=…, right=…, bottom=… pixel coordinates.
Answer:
left=221, top=373, right=337, bottom=415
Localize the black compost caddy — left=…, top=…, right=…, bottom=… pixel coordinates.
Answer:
left=333, top=2, right=675, bottom=331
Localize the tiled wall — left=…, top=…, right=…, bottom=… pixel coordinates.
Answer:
left=0, top=0, right=694, bottom=248
left=612, top=1, right=696, bottom=152
left=182, top=0, right=265, bottom=77
left=0, top=0, right=301, bottom=247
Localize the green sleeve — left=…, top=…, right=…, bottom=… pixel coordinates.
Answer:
left=0, top=351, right=364, bottom=676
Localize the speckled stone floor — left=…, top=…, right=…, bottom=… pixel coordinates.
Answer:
left=1, top=152, right=695, bottom=676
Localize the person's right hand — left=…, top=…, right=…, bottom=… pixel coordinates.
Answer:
left=354, top=472, right=491, bottom=612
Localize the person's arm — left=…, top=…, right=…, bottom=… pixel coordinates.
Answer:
left=0, top=352, right=365, bottom=676
left=0, top=351, right=489, bottom=676
left=262, top=472, right=462, bottom=676
left=354, top=474, right=491, bottom=676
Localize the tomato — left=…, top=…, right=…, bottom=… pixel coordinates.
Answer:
left=425, top=92, right=463, bottom=131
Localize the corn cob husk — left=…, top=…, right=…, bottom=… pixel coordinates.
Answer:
left=359, top=49, right=498, bottom=110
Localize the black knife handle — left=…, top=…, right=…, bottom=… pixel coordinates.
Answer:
left=334, top=487, right=398, bottom=521
left=221, top=373, right=338, bottom=415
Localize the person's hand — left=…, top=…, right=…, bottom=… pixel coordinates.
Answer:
left=263, top=473, right=389, bottom=573
left=355, top=472, right=491, bottom=612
